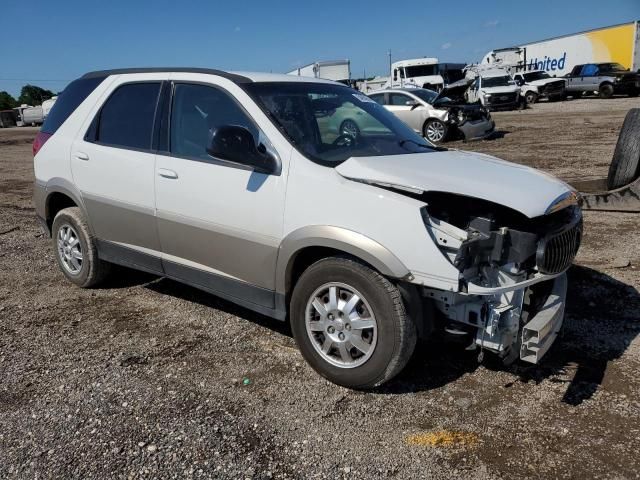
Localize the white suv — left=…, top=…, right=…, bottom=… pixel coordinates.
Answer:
left=34, top=68, right=582, bottom=388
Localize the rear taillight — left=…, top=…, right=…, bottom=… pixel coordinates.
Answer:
left=33, top=131, right=52, bottom=157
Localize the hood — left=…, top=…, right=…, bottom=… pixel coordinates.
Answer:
left=481, top=85, right=520, bottom=94
left=335, top=150, right=572, bottom=218
left=434, top=78, right=473, bottom=103
left=527, top=78, right=565, bottom=86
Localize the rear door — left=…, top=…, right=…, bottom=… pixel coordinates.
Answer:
left=70, top=76, right=164, bottom=267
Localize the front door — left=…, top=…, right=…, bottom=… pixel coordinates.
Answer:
left=70, top=80, right=163, bottom=259
left=154, top=81, right=287, bottom=308
left=386, top=92, right=422, bottom=132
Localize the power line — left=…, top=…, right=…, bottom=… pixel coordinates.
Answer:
left=0, top=78, right=72, bottom=82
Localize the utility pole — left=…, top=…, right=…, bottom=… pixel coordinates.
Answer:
left=387, top=49, right=392, bottom=77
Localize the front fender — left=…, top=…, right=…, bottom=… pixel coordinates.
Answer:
left=275, top=225, right=411, bottom=294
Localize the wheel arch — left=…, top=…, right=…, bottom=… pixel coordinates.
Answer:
left=42, top=178, right=89, bottom=234
left=276, top=226, right=411, bottom=297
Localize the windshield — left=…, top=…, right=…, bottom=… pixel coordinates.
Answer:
left=408, top=89, right=438, bottom=104
left=482, top=75, right=515, bottom=88
left=245, top=82, right=434, bottom=165
left=404, top=65, right=437, bottom=78
left=523, top=71, right=550, bottom=82
left=598, top=63, right=627, bottom=72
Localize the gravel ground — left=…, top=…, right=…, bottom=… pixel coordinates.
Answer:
left=1, top=97, right=639, bottom=479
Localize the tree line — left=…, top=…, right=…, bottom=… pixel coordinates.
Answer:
left=0, top=85, right=57, bottom=110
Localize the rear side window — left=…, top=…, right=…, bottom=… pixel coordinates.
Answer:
left=93, top=82, right=161, bottom=150
left=41, top=76, right=105, bottom=134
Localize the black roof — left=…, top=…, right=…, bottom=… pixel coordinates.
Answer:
left=80, top=68, right=252, bottom=83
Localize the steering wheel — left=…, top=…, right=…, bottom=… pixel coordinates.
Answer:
left=332, top=134, right=356, bottom=147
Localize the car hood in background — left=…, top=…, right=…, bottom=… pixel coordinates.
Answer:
left=335, top=150, right=572, bottom=218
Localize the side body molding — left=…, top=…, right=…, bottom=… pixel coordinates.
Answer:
left=275, top=225, right=411, bottom=295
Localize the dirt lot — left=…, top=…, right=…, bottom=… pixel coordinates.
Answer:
left=1, top=97, right=639, bottom=479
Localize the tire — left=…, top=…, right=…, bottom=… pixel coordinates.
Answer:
left=290, top=257, right=417, bottom=389
left=524, top=91, right=538, bottom=105
left=51, top=207, right=110, bottom=288
left=423, top=118, right=448, bottom=144
left=339, top=119, right=360, bottom=139
left=607, top=108, right=640, bottom=190
left=598, top=83, right=614, bottom=99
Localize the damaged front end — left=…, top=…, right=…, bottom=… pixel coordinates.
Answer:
left=421, top=192, right=582, bottom=364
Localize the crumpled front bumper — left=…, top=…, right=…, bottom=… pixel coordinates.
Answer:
left=458, top=119, right=495, bottom=141
left=520, top=272, right=567, bottom=363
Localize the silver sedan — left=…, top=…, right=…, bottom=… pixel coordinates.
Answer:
left=367, top=88, right=495, bottom=144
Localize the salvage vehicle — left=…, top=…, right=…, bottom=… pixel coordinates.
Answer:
left=387, top=58, right=466, bottom=91
left=513, top=70, right=566, bottom=104
left=466, top=68, right=521, bottom=110
left=34, top=68, right=582, bottom=389
left=367, top=88, right=494, bottom=144
left=564, top=63, right=640, bottom=98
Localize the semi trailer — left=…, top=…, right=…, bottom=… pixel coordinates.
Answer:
left=481, top=21, right=640, bottom=77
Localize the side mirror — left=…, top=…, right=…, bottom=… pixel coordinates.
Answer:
left=207, top=125, right=280, bottom=175
left=405, top=100, right=420, bottom=110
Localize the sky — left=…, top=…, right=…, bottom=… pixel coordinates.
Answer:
left=1, top=0, right=639, bottom=97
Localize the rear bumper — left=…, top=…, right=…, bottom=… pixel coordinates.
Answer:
left=520, top=273, right=567, bottom=363
left=459, top=119, right=495, bottom=141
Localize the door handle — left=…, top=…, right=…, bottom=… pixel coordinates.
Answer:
left=158, top=168, right=178, bottom=179
left=74, top=151, right=89, bottom=161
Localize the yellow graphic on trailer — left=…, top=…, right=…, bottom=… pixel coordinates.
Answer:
left=586, top=23, right=635, bottom=69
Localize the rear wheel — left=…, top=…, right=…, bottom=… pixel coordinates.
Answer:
left=607, top=108, right=640, bottom=189
left=340, top=119, right=360, bottom=139
left=423, top=118, right=448, bottom=144
left=52, top=207, right=110, bottom=288
left=598, top=83, right=614, bottom=99
left=290, top=257, right=417, bottom=389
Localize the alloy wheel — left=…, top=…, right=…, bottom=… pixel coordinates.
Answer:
left=305, top=282, right=378, bottom=368
left=57, top=224, right=83, bottom=275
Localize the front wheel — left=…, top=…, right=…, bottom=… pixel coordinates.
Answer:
left=290, top=257, right=417, bottom=389
left=524, top=91, right=538, bottom=104
left=423, top=118, right=448, bottom=144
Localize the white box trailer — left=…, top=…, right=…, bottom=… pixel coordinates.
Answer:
left=481, top=21, right=640, bottom=76
left=287, top=60, right=351, bottom=82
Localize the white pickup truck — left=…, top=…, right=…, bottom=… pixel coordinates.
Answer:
left=465, top=69, right=521, bottom=111
left=513, top=70, right=566, bottom=104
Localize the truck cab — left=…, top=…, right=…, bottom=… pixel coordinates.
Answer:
left=386, top=58, right=465, bottom=92
left=466, top=69, right=521, bottom=110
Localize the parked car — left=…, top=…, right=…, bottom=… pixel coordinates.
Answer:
left=513, top=70, right=566, bottom=104
left=0, top=110, right=17, bottom=128
left=466, top=68, right=521, bottom=110
left=564, top=63, right=640, bottom=98
left=367, top=88, right=494, bottom=144
left=34, top=68, right=582, bottom=389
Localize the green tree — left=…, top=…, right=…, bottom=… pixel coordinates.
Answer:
left=17, top=84, right=55, bottom=106
left=0, top=91, right=17, bottom=110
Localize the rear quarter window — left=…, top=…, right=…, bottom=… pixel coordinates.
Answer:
left=41, top=76, right=106, bottom=134
left=91, top=82, right=161, bottom=151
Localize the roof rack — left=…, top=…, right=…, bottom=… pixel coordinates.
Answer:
left=80, top=68, right=252, bottom=84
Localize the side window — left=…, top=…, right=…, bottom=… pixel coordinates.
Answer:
left=570, top=65, right=583, bottom=76
left=388, top=93, right=410, bottom=106
left=170, top=83, right=259, bottom=161
left=93, top=82, right=161, bottom=150
left=581, top=64, right=598, bottom=76
left=369, top=93, right=385, bottom=105
left=473, top=77, right=480, bottom=89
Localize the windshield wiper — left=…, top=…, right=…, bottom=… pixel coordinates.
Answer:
left=398, top=138, right=446, bottom=151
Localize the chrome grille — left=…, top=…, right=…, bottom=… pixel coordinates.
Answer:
left=536, top=222, right=582, bottom=274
